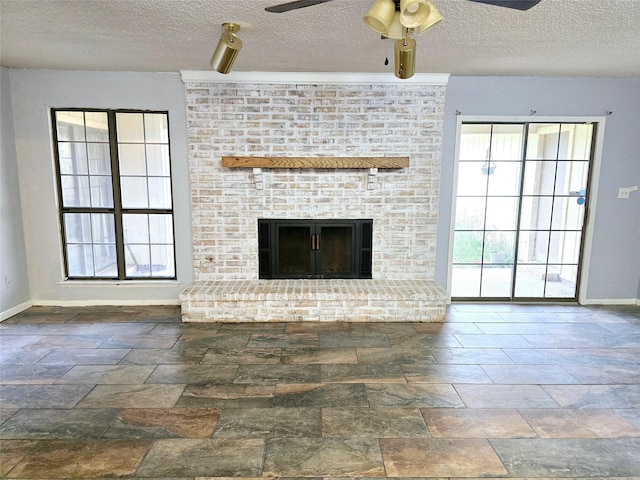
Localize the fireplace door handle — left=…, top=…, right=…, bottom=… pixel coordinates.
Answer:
left=311, top=234, right=320, bottom=251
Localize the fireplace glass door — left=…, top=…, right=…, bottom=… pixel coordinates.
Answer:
left=259, top=219, right=372, bottom=279
left=277, top=223, right=314, bottom=276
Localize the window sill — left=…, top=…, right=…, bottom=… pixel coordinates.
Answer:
left=57, top=280, right=182, bottom=288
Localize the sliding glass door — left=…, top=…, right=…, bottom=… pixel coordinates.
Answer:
left=451, top=122, right=595, bottom=301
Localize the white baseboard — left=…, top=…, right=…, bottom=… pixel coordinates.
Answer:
left=33, top=299, right=180, bottom=307
left=1, top=300, right=33, bottom=322
left=33, top=299, right=181, bottom=307
left=580, top=298, right=639, bottom=306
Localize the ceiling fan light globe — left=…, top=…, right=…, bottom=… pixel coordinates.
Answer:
left=400, top=0, right=430, bottom=28
left=417, top=3, right=443, bottom=34
left=385, top=12, right=405, bottom=39
left=364, top=0, right=396, bottom=34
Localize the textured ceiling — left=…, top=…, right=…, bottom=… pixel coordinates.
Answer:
left=1, top=0, right=639, bottom=77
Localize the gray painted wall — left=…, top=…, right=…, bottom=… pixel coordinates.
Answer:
left=8, top=69, right=192, bottom=304
left=4, top=69, right=639, bottom=305
left=437, top=76, right=640, bottom=303
left=1, top=67, right=31, bottom=317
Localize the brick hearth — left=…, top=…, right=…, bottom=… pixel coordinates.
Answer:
left=180, top=279, right=447, bottom=322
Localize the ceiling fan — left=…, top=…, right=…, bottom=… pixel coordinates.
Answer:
left=264, top=0, right=541, bottom=79
left=265, top=0, right=542, bottom=13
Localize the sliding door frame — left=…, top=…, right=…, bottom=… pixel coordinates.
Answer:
left=448, top=115, right=607, bottom=304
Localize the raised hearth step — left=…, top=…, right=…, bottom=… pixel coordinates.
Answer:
left=180, top=279, right=448, bottom=323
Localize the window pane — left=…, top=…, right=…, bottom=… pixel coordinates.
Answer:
left=66, top=244, right=94, bottom=276
left=522, top=160, right=556, bottom=196
left=555, top=161, right=589, bottom=195
left=514, top=265, right=546, bottom=297
left=85, top=112, right=109, bottom=141
left=487, top=162, right=521, bottom=196
left=453, top=231, right=483, bottom=264
left=451, top=265, right=481, bottom=297
left=148, top=177, right=172, bottom=209
left=459, top=124, right=491, bottom=161
left=144, top=113, right=169, bottom=143
left=64, top=213, right=92, bottom=243
left=149, top=214, right=174, bottom=243
left=544, top=265, right=578, bottom=298
left=123, top=214, right=150, bottom=244
left=118, top=144, right=146, bottom=175
left=61, top=175, right=90, bottom=207
left=457, top=162, right=488, bottom=196
left=146, top=145, right=170, bottom=175
left=93, top=245, right=117, bottom=277
left=563, top=124, right=593, bottom=160
left=517, top=230, right=550, bottom=264
left=480, top=265, right=513, bottom=297
left=91, top=214, right=115, bottom=244
left=455, top=197, right=485, bottom=230
left=89, top=176, right=114, bottom=208
left=120, top=177, right=149, bottom=208
left=125, top=244, right=151, bottom=277
left=484, top=231, right=515, bottom=264
left=58, top=143, right=88, bottom=175
left=520, top=196, right=553, bottom=231
left=485, top=197, right=518, bottom=230
left=548, top=231, right=581, bottom=264
left=489, top=124, right=524, bottom=161
left=526, top=124, right=561, bottom=160
left=87, top=143, right=111, bottom=175
left=116, top=113, right=145, bottom=142
left=56, top=111, right=85, bottom=141
left=151, top=245, right=175, bottom=277
left=551, top=196, right=585, bottom=230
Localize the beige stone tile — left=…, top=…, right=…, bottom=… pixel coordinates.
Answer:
left=0, top=440, right=39, bottom=477
left=137, top=438, right=265, bottom=477
left=263, top=437, right=384, bottom=477
left=322, top=407, right=429, bottom=438
left=379, top=438, right=508, bottom=477
left=6, top=439, right=151, bottom=478
left=421, top=408, right=536, bottom=438
left=55, top=365, right=155, bottom=384
left=520, top=408, right=640, bottom=438
left=103, top=408, right=221, bottom=438
left=77, top=384, right=185, bottom=409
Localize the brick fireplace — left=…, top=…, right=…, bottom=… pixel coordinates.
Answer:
left=179, top=73, right=449, bottom=322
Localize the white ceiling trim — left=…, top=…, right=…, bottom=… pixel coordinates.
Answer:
left=180, top=71, right=450, bottom=85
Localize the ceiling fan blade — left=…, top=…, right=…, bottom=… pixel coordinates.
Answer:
left=265, top=0, right=334, bottom=13
left=466, top=0, right=542, bottom=10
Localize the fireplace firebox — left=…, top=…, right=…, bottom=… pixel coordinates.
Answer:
left=258, top=219, right=373, bottom=279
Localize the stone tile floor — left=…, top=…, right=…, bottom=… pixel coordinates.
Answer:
left=1, top=303, right=639, bottom=479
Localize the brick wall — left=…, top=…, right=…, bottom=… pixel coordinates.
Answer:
left=184, top=81, right=446, bottom=281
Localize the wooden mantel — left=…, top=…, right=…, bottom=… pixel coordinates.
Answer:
left=221, top=156, right=409, bottom=169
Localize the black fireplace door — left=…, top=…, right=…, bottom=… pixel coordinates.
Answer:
left=258, top=219, right=372, bottom=279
